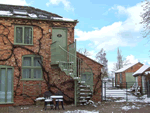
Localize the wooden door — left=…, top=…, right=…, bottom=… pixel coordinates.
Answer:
left=52, top=28, right=67, bottom=62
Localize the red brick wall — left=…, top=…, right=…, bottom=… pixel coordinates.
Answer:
left=115, top=63, right=143, bottom=88
left=77, top=52, right=103, bottom=102
left=0, top=17, right=76, bottom=106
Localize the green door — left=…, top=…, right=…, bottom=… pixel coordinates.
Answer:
left=126, top=72, right=136, bottom=88
left=52, top=28, right=67, bottom=62
left=81, top=72, right=93, bottom=91
left=0, top=66, right=14, bottom=103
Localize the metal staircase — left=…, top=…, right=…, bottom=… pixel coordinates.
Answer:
left=50, top=40, right=94, bottom=106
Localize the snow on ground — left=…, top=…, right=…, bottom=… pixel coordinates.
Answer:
left=64, top=110, right=99, bottom=113
left=121, top=105, right=140, bottom=111
left=103, top=81, right=150, bottom=103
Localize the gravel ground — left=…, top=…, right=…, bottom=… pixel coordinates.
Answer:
left=1, top=101, right=150, bottom=113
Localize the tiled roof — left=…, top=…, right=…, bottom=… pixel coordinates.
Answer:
left=0, top=4, right=77, bottom=22
left=133, top=65, right=150, bottom=76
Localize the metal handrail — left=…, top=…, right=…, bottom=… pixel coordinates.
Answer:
left=59, top=44, right=94, bottom=90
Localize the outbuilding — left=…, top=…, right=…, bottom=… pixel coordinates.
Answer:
left=115, top=62, right=143, bottom=88
left=133, top=65, right=150, bottom=94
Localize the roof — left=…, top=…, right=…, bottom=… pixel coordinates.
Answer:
left=115, top=62, right=142, bottom=73
left=0, top=4, right=78, bottom=22
left=133, top=65, right=150, bottom=76
left=77, top=52, right=103, bottom=67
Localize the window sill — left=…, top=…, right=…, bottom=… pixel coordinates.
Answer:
left=14, top=43, right=34, bottom=46
left=0, top=102, right=14, bottom=104
left=21, top=79, right=43, bottom=81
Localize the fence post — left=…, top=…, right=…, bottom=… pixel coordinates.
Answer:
left=101, top=80, right=103, bottom=101
left=112, top=78, right=114, bottom=87
left=105, top=82, right=106, bottom=101
left=126, top=82, right=128, bottom=102
left=148, top=80, right=150, bottom=98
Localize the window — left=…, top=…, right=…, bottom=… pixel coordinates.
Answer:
left=120, top=73, right=122, bottom=83
left=14, top=26, right=33, bottom=45
left=22, top=55, right=43, bottom=80
left=0, top=65, right=14, bottom=103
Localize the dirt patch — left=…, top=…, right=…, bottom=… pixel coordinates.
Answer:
left=1, top=102, right=150, bottom=113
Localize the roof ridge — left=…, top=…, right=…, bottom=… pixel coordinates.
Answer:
left=115, top=62, right=142, bottom=73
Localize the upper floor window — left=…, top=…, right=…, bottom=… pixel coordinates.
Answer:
left=14, top=26, right=33, bottom=45
left=22, top=55, right=43, bottom=80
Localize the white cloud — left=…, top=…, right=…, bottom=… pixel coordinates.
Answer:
left=108, top=55, right=139, bottom=73
left=87, top=50, right=97, bottom=61
left=125, top=55, right=139, bottom=64
left=0, top=0, right=30, bottom=6
left=46, top=0, right=74, bottom=11
left=75, top=2, right=145, bottom=51
left=142, top=60, right=150, bottom=65
left=108, top=61, right=115, bottom=72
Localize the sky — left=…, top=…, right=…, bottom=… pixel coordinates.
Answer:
left=0, top=0, right=150, bottom=74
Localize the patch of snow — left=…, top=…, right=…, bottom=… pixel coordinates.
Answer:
left=133, top=65, right=150, bottom=76
left=24, top=107, right=29, bottom=109
left=0, top=11, right=13, bottom=16
left=13, top=10, right=28, bottom=15
left=39, top=15, right=47, bottom=18
left=89, top=100, right=94, bottom=104
left=64, top=110, right=99, bottom=113
left=35, top=97, right=45, bottom=101
left=145, top=71, right=150, bottom=75
left=121, top=105, right=140, bottom=111
left=121, top=106, right=131, bottom=111
left=15, top=15, right=28, bottom=18
left=51, top=17, right=75, bottom=21
left=115, top=62, right=138, bottom=73
left=28, top=13, right=37, bottom=18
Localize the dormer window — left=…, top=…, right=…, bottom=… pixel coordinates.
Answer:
left=14, top=26, right=33, bottom=45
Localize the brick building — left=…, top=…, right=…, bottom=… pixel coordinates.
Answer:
left=115, top=62, right=143, bottom=88
left=133, top=65, right=150, bottom=94
left=0, top=4, right=103, bottom=107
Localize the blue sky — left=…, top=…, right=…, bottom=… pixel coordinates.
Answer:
left=1, top=0, right=150, bottom=73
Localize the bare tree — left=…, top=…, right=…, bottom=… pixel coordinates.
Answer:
left=96, top=48, right=108, bottom=78
left=77, top=48, right=91, bottom=56
left=140, top=0, right=150, bottom=39
left=113, top=48, right=131, bottom=72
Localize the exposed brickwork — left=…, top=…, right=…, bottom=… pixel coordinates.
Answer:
left=115, top=63, right=143, bottom=88
left=0, top=17, right=76, bottom=106
left=77, top=52, right=103, bottom=102
left=0, top=17, right=102, bottom=107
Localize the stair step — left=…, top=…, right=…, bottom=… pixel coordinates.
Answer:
left=74, top=77, right=80, bottom=80
left=79, top=85, right=89, bottom=87
left=79, top=93, right=92, bottom=95
left=62, top=62, right=74, bottom=64
left=80, top=89, right=91, bottom=91
left=79, top=96, right=91, bottom=99
left=79, top=103, right=87, bottom=106
left=69, top=73, right=73, bottom=75
left=79, top=100, right=87, bottom=102
left=78, top=81, right=85, bottom=83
